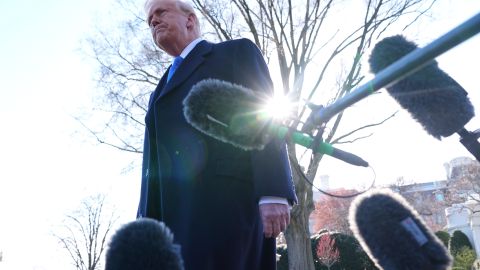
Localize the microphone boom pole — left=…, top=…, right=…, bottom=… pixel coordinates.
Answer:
left=270, top=125, right=369, bottom=167
left=309, top=12, right=480, bottom=125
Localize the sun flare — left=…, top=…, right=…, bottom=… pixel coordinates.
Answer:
left=263, top=95, right=295, bottom=120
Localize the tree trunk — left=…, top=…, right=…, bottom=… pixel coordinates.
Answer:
left=285, top=211, right=315, bottom=270
left=285, top=147, right=317, bottom=270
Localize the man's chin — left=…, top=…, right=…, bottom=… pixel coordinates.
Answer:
left=154, top=38, right=166, bottom=48
left=154, top=40, right=171, bottom=55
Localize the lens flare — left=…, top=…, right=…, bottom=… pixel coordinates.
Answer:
left=263, top=95, right=295, bottom=120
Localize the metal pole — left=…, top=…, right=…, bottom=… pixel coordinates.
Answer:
left=311, top=12, right=480, bottom=125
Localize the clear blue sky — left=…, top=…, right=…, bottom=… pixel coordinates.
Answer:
left=0, top=0, right=479, bottom=269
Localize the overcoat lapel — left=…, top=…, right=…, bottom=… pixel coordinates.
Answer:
left=149, top=75, right=167, bottom=107
left=156, top=40, right=213, bottom=102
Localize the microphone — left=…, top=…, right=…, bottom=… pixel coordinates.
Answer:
left=105, top=218, right=184, bottom=270
left=183, top=78, right=272, bottom=151
left=348, top=189, right=452, bottom=270
left=183, top=79, right=369, bottom=167
left=368, top=35, right=475, bottom=139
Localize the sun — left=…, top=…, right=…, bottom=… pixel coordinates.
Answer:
left=263, top=94, right=295, bottom=120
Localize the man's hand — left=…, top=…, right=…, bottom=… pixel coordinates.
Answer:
left=259, top=203, right=290, bottom=238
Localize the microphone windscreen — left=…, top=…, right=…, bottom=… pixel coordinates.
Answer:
left=105, top=218, right=184, bottom=270
left=369, top=35, right=474, bottom=139
left=349, top=189, right=452, bottom=270
left=183, top=79, right=272, bottom=150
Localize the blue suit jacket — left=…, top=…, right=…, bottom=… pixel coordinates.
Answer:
left=137, top=39, right=296, bottom=270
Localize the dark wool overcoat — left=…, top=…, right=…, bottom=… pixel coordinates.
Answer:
left=137, top=38, right=296, bottom=270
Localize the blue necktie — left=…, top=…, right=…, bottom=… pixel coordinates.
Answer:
left=167, top=56, right=183, bottom=82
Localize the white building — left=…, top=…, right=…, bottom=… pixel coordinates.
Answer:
left=446, top=201, right=480, bottom=257
left=444, top=157, right=480, bottom=256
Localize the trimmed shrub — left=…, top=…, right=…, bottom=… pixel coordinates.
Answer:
left=312, top=232, right=378, bottom=270
left=277, top=231, right=378, bottom=270
left=435, top=230, right=450, bottom=248
left=452, top=246, right=476, bottom=270
left=449, top=230, right=473, bottom=257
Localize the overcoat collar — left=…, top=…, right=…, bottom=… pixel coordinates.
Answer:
left=155, top=40, right=213, bottom=102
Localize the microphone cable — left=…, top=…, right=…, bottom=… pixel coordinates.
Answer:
left=284, top=126, right=377, bottom=199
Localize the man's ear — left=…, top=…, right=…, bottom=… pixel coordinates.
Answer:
left=186, top=13, right=196, bottom=30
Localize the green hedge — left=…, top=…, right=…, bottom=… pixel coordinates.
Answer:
left=277, top=231, right=378, bottom=270
left=449, top=230, right=473, bottom=257
left=452, top=246, right=476, bottom=270
left=435, top=230, right=450, bottom=248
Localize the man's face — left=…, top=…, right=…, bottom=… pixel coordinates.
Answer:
left=146, top=0, right=190, bottom=54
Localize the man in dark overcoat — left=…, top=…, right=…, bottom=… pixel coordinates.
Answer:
left=137, top=0, right=297, bottom=269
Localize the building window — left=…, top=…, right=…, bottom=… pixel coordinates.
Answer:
left=435, top=193, right=445, bottom=202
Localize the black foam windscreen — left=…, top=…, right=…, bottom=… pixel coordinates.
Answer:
left=105, top=218, right=184, bottom=270
left=183, top=79, right=273, bottom=150
left=369, top=35, right=475, bottom=139
left=349, top=189, right=451, bottom=270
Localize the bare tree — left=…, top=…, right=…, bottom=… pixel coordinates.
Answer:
left=444, top=157, right=480, bottom=213
left=81, top=0, right=437, bottom=269
left=78, top=0, right=167, bottom=155
left=316, top=233, right=340, bottom=270
left=388, top=159, right=480, bottom=232
left=391, top=181, right=448, bottom=232
left=55, top=194, right=118, bottom=270
left=190, top=1, right=436, bottom=269
left=390, top=158, right=480, bottom=232
left=311, top=189, right=357, bottom=234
